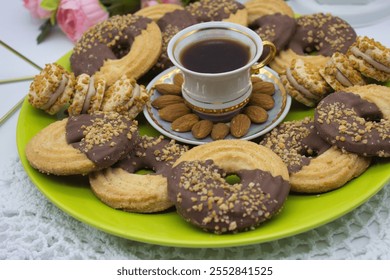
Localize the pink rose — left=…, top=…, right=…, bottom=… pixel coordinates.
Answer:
left=23, top=0, right=52, bottom=19
left=57, top=0, right=109, bottom=42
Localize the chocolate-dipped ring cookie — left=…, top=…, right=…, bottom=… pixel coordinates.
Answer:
left=168, top=140, right=290, bottom=234
left=260, top=118, right=371, bottom=193
left=250, top=13, right=296, bottom=57
left=315, top=85, right=390, bottom=157
left=288, top=13, right=356, bottom=57
left=25, top=112, right=138, bottom=175
left=154, top=9, right=198, bottom=71
left=89, top=135, right=188, bottom=213
left=185, top=0, right=248, bottom=26
left=70, top=14, right=162, bottom=86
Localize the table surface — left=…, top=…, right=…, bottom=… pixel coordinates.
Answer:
left=1, top=1, right=389, bottom=259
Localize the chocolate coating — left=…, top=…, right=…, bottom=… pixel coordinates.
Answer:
left=70, top=15, right=152, bottom=76
left=168, top=160, right=290, bottom=234
left=116, top=135, right=188, bottom=177
left=315, top=91, right=390, bottom=157
left=66, top=112, right=138, bottom=169
left=155, top=9, right=198, bottom=71
left=260, top=118, right=331, bottom=173
left=185, top=0, right=245, bottom=22
left=288, top=13, right=356, bottom=56
left=251, top=13, right=296, bottom=56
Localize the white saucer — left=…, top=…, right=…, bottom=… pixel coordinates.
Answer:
left=143, top=66, right=291, bottom=146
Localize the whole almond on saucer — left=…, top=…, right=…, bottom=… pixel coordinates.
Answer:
left=230, top=114, right=251, bottom=138
left=152, top=95, right=184, bottom=109
left=244, top=105, right=268, bottom=123
left=249, top=93, right=275, bottom=110
left=251, top=76, right=263, bottom=84
left=158, top=103, right=191, bottom=122
left=171, top=113, right=199, bottom=132
left=211, top=123, right=230, bottom=140
left=252, top=81, right=275, bottom=95
left=192, top=119, right=213, bottom=139
left=155, top=83, right=182, bottom=95
left=173, top=73, right=184, bottom=87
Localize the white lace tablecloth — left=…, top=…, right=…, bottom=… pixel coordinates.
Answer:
left=1, top=156, right=389, bottom=260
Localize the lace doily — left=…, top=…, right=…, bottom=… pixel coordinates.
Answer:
left=1, top=157, right=389, bottom=260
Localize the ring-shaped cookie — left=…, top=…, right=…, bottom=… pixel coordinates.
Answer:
left=89, top=135, right=188, bottom=213
left=168, top=140, right=290, bottom=234
left=315, top=85, right=390, bottom=157
left=135, top=3, right=183, bottom=22
left=185, top=0, right=248, bottom=26
left=260, top=117, right=371, bottom=193
left=70, top=14, right=162, bottom=86
left=250, top=13, right=296, bottom=56
left=25, top=112, right=138, bottom=175
left=245, top=0, right=294, bottom=25
left=288, top=13, right=356, bottom=57
left=271, top=13, right=356, bottom=75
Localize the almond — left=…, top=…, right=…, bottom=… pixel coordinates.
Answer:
left=191, top=119, right=213, bottom=139
left=230, top=114, right=251, bottom=138
left=211, top=123, right=230, bottom=140
left=251, top=76, right=263, bottom=84
left=158, top=103, right=191, bottom=122
left=155, top=83, right=182, bottom=95
left=249, top=93, right=275, bottom=110
left=173, top=73, right=184, bottom=87
left=151, top=95, right=184, bottom=109
left=171, top=113, right=199, bottom=132
left=243, top=105, right=268, bottom=123
left=252, top=81, right=275, bottom=95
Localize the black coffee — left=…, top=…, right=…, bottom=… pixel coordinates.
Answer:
left=180, top=38, right=250, bottom=73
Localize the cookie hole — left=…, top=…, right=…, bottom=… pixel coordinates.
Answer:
left=362, top=114, right=382, bottom=122
left=135, top=168, right=155, bottom=175
left=111, top=40, right=131, bottom=59
left=225, top=174, right=241, bottom=185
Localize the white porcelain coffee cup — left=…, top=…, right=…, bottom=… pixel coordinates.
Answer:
left=167, top=21, right=276, bottom=121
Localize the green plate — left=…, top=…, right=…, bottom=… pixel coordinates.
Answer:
left=16, top=53, right=390, bottom=248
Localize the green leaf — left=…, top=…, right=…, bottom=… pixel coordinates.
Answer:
left=37, top=19, right=53, bottom=44
left=40, top=0, right=60, bottom=11
left=101, top=0, right=140, bottom=16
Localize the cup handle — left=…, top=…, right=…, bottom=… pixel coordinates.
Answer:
left=251, top=41, right=277, bottom=75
